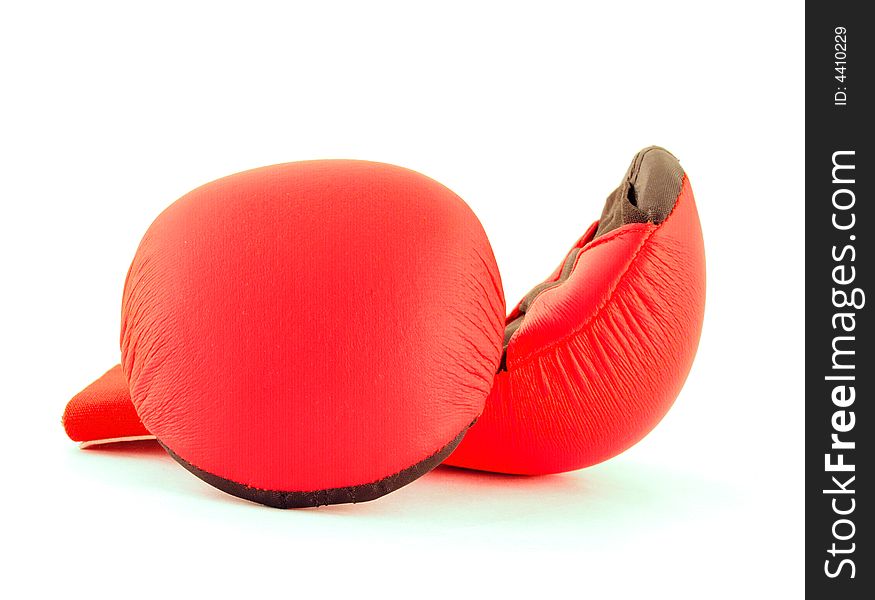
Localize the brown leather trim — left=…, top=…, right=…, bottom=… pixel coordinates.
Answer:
left=595, top=146, right=684, bottom=237
left=498, top=147, right=685, bottom=372
left=158, top=420, right=474, bottom=508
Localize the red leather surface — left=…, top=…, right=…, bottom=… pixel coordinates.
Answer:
left=119, top=161, right=505, bottom=491
left=445, top=177, right=705, bottom=474
left=62, top=365, right=148, bottom=442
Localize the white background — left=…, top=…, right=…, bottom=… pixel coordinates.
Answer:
left=1, top=1, right=803, bottom=598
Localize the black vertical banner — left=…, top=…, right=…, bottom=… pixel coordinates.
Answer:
left=806, top=2, right=871, bottom=597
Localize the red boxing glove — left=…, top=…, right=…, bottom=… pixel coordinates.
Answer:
left=63, top=160, right=505, bottom=507
left=445, top=147, right=706, bottom=474
left=63, top=147, right=704, bottom=505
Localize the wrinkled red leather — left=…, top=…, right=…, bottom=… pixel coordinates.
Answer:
left=445, top=177, right=705, bottom=474
left=119, top=160, right=505, bottom=491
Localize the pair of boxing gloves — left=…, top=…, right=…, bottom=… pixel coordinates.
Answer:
left=62, top=146, right=705, bottom=508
